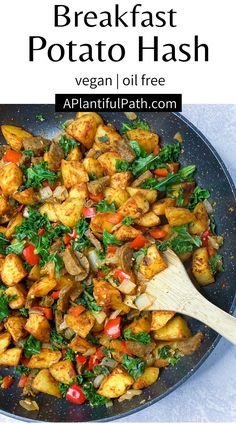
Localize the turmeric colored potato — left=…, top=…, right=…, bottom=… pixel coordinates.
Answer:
left=125, top=315, right=151, bottom=334
left=61, top=160, right=88, bottom=189
left=95, top=124, right=122, bottom=152
left=83, top=157, right=104, bottom=179
left=126, top=129, right=159, bottom=154
left=135, top=211, right=161, bottom=227
left=189, top=203, right=209, bottom=235
left=139, top=245, right=167, bottom=279
left=66, top=114, right=97, bottom=149
left=32, top=369, right=62, bottom=398
left=0, top=333, right=11, bottom=354
left=165, top=207, right=194, bottom=226
left=153, top=316, right=191, bottom=341
left=192, top=247, right=215, bottom=285
left=67, top=146, right=83, bottom=161
left=69, top=183, right=88, bottom=201
left=133, top=367, right=159, bottom=390
left=126, top=187, right=157, bottom=204
left=55, top=197, right=84, bottom=227
left=0, top=163, right=23, bottom=196
left=49, top=360, right=76, bottom=384
left=27, top=277, right=57, bottom=299
left=6, top=284, right=27, bottom=309
left=104, top=187, right=129, bottom=208
left=110, top=172, right=132, bottom=190
left=39, top=203, right=58, bottom=222
left=113, top=225, right=141, bottom=241
left=4, top=317, right=27, bottom=342
left=169, top=182, right=195, bottom=207
left=27, top=349, right=62, bottom=369
left=98, top=151, right=123, bottom=176
left=69, top=335, right=93, bottom=353
left=1, top=125, right=32, bottom=151
left=0, top=193, right=10, bottom=215
left=93, top=279, right=126, bottom=311
left=76, top=112, right=103, bottom=126
left=25, top=314, right=51, bottom=342
left=5, top=213, right=23, bottom=239
left=151, top=311, right=175, bottom=331
left=98, top=366, right=134, bottom=398
left=152, top=198, right=176, bottom=216
left=0, top=347, right=22, bottom=366
left=65, top=311, right=95, bottom=338
left=90, top=212, right=117, bottom=235
left=28, top=264, right=41, bottom=281
left=118, top=193, right=149, bottom=219
left=1, top=254, right=27, bottom=286
left=13, top=188, right=35, bottom=205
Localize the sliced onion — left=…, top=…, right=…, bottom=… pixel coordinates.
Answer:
left=40, top=186, right=53, bottom=200
left=92, top=310, right=107, bottom=324
left=118, top=279, right=136, bottom=295
left=124, top=295, right=138, bottom=309
left=59, top=320, right=68, bottom=331
left=19, top=398, right=39, bottom=411
left=109, top=309, right=121, bottom=320
left=53, top=185, right=68, bottom=201
left=118, top=389, right=142, bottom=402
left=83, top=347, right=96, bottom=357
left=93, top=374, right=105, bottom=388
left=88, top=249, right=100, bottom=272
left=29, top=308, right=44, bottom=316
left=101, top=357, right=117, bottom=369
left=64, top=328, right=75, bottom=339
left=174, top=132, right=183, bottom=143
left=135, top=293, right=155, bottom=310
left=106, top=400, right=113, bottom=408
left=203, top=199, right=213, bottom=214
left=208, top=236, right=219, bottom=249
left=23, top=207, right=30, bottom=218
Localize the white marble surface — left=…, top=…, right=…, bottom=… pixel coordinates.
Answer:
left=0, top=105, right=235, bottom=423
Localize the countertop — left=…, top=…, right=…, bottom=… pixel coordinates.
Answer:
left=0, top=105, right=235, bottom=423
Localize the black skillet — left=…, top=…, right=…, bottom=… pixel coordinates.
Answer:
left=0, top=105, right=235, bottom=422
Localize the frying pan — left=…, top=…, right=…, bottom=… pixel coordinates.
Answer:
left=0, top=105, right=235, bottom=422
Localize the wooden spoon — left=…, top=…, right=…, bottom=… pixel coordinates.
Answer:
left=145, top=249, right=236, bottom=345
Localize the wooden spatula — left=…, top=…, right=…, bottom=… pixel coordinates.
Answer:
left=145, top=249, right=236, bottom=345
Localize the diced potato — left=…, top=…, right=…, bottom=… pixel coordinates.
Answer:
left=69, top=335, right=93, bottom=353
left=66, top=114, right=98, bottom=149
left=189, top=203, right=209, bottom=235
left=151, top=311, right=175, bottom=331
left=0, top=193, right=10, bottom=215
left=67, top=146, right=83, bottom=161
left=49, top=360, right=76, bottom=384
left=104, top=187, right=129, bottom=208
left=55, top=274, right=75, bottom=290
left=98, top=366, right=134, bottom=398
left=76, top=112, right=103, bottom=126
left=32, top=369, right=62, bottom=398
left=118, top=193, right=149, bottom=219
left=43, top=151, right=59, bottom=171
left=39, top=203, right=58, bottom=222
left=0, top=347, right=22, bottom=366
left=192, top=247, right=215, bottom=285
left=0, top=332, right=11, bottom=353
left=69, top=183, right=88, bottom=201
left=135, top=211, right=161, bottom=227
left=5, top=213, right=23, bottom=239
left=158, top=224, right=172, bottom=240
left=153, top=316, right=191, bottom=341
left=113, top=225, right=141, bottom=241
left=0, top=163, right=23, bottom=196
left=83, top=157, right=104, bottom=178
left=27, top=349, right=62, bottom=368
left=110, top=172, right=132, bottom=190
left=152, top=198, right=176, bottom=216
left=139, top=245, right=167, bottom=279
left=25, top=314, right=51, bottom=342
left=1, top=254, right=27, bottom=286
left=126, top=129, right=159, bottom=154
left=126, top=187, right=157, bottom=204
left=28, top=265, right=41, bottom=281
left=27, top=277, right=57, bottom=299
left=12, top=188, right=35, bottom=205
left=169, top=182, right=195, bottom=207
left=65, top=311, right=95, bottom=338
left=93, top=279, right=128, bottom=312
left=165, top=207, right=194, bottom=226
left=133, top=367, right=159, bottom=390
left=1, top=125, right=32, bottom=151
left=61, top=160, right=88, bottom=189
left=95, top=124, right=122, bottom=152
left=90, top=212, right=117, bottom=235
left=125, top=315, right=151, bottom=334
left=98, top=152, right=123, bottom=176
left=55, top=197, right=84, bottom=227
left=5, top=314, right=27, bottom=341
left=6, top=284, right=27, bottom=309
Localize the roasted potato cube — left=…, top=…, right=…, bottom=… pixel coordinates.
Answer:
left=77, top=112, right=103, bottom=125
left=28, top=265, right=41, bottom=281
left=110, top=172, right=132, bottom=190
left=98, top=366, right=134, bottom=398
left=5, top=213, right=23, bottom=239
left=189, top=203, right=209, bottom=235
left=152, top=198, right=176, bottom=216
left=118, top=193, right=149, bottom=219
left=83, top=157, right=104, bottom=178
left=69, top=183, right=88, bottom=201
left=104, top=188, right=129, bottom=208
left=25, top=314, right=51, bottom=342
left=125, top=315, right=151, bottom=334
left=139, top=245, right=167, bottom=279
left=61, top=160, right=88, bottom=189
left=93, top=279, right=128, bottom=312
left=192, top=247, right=215, bottom=285
left=98, top=152, right=123, bottom=176
left=0, top=193, right=10, bottom=215
left=133, top=367, right=159, bottom=390
left=67, top=146, right=83, bottom=161
left=90, top=212, right=117, bottom=235
left=69, top=335, right=93, bottom=353
left=49, top=359, right=76, bottom=384
left=0, top=332, right=11, bottom=353
left=1, top=125, right=32, bottom=151
left=126, top=187, right=157, bottom=204
left=151, top=311, right=175, bottom=331
left=135, top=211, right=161, bottom=227
left=55, top=197, right=84, bottom=227
left=169, top=182, right=195, bottom=207
left=165, top=207, right=194, bottom=226
left=6, top=284, right=27, bottom=309
left=32, top=369, right=62, bottom=398
left=27, top=349, right=62, bottom=368
left=55, top=274, right=75, bottom=290
left=0, top=347, right=22, bottom=366
left=95, top=124, right=122, bottom=152
left=39, top=203, right=58, bottom=222
left=126, top=129, right=159, bottom=154
left=65, top=311, right=95, bottom=338
left=4, top=316, right=27, bottom=342
left=12, top=188, right=35, bottom=205
left=113, top=225, right=141, bottom=241
left=66, top=115, right=97, bottom=149
left=1, top=254, right=27, bottom=286
left=153, top=316, right=191, bottom=341
left=28, top=277, right=57, bottom=299
left=0, top=163, right=23, bottom=196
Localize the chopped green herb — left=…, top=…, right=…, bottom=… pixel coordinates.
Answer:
left=121, top=119, right=150, bottom=134
left=142, top=165, right=196, bottom=191
left=123, top=329, right=151, bottom=344
left=188, top=187, right=211, bottom=210
left=24, top=335, right=41, bottom=358
left=19, top=308, right=29, bottom=317
left=209, top=254, right=224, bottom=274
left=15, top=365, right=31, bottom=376
left=23, top=162, right=58, bottom=189
left=159, top=143, right=181, bottom=163
left=58, top=382, right=70, bottom=397
left=50, top=329, right=67, bottom=350
left=98, top=135, right=109, bottom=143
left=23, top=149, right=34, bottom=157
left=77, top=289, right=102, bottom=312
left=102, top=230, right=121, bottom=249
left=63, top=349, right=75, bottom=361
left=6, top=240, right=26, bottom=255
left=122, top=216, right=133, bottom=225
left=96, top=200, right=116, bottom=213
left=116, top=160, right=130, bottom=172
left=122, top=354, right=145, bottom=380
left=36, top=114, right=46, bottom=122
left=82, top=382, right=107, bottom=406
left=59, top=134, right=78, bottom=158
left=157, top=224, right=202, bottom=255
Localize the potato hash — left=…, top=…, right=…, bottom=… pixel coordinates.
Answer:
left=0, top=112, right=223, bottom=409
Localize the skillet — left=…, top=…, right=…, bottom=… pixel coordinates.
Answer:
left=0, top=105, right=235, bottom=422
